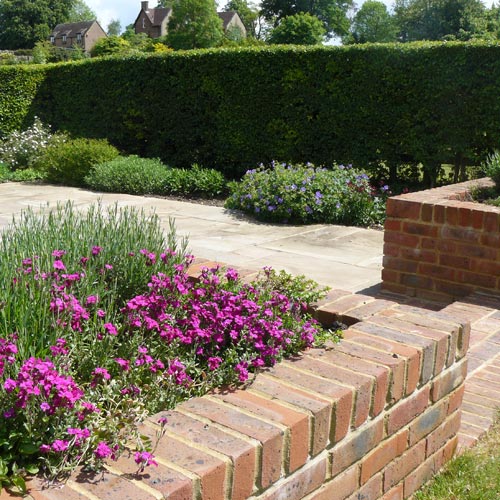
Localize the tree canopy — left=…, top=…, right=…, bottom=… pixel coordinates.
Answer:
left=167, top=0, right=224, bottom=50
left=67, top=0, right=97, bottom=23
left=260, top=0, right=353, bottom=38
left=268, top=12, right=326, bottom=44
left=344, top=1, right=397, bottom=44
left=0, top=0, right=74, bottom=49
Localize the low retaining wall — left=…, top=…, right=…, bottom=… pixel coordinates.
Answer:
left=29, top=287, right=469, bottom=500
left=382, top=177, right=500, bottom=303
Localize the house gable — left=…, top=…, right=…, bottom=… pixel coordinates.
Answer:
left=50, top=20, right=107, bottom=53
left=134, top=1, right=171, bottom=38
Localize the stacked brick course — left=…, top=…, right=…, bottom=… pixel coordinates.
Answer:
left=382, top=178, right=500, bottom=303
left=24, top=289, right=469, bottom=500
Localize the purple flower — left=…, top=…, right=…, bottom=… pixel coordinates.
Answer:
left=86, top=295, right=98, bottom=305
left=51, top=250, right=67, bottom=258
left=208, top=356, right=222, bottom=371
left=91, top=246, right=102, bottom=256
left=51, top=440, right=69, bottom=452
left=40, top=402, right=51, bottom=412
left=39, top=444, right=51, bottom=454
left=104, top=323, right=118, bottom=336
left=3, top=408, right=15, bottom=418
left=94, top=441, right=113, bottom=459
left=114, top=358, right=130, bottom=371
left=134, top=451, right=158, bottom=467
left=53, top=260, right=66, bottom=271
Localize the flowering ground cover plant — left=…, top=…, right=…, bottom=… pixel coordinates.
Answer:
left=0, top=202, right=332, bottom=493
left=225, top=162, right=389, bottom=226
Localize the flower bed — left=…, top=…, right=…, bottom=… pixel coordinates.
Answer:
left=0, top=202, right=330, bottom=492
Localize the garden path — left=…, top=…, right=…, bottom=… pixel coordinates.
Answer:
left=0, top=182, right=384, bottom=293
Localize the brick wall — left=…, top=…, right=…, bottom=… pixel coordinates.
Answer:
left=382, top=178, right=500, bottom=303
left=27, top=288, right=469, bottom=500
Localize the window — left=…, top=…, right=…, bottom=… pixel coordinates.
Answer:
left=50, top=36, right=55, bottom=44
left=62, top=34, right=67, bottom=43
left=77, top=33, right=82, bottom=42
left=142, top=17, right=146, bottom=29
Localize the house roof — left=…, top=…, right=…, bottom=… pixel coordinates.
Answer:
left=138, top=6, right=171, bottom=27
left=218, top=11, right=238, bottom=30
left=51, top=21, right=97, bottom=38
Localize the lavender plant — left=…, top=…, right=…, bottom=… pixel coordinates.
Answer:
left=225, top=162, right=389, bottom=226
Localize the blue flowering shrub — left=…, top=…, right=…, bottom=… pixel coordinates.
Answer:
left=225, top=162, right=389, bottom=226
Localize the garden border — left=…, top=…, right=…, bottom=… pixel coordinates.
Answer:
left=25, top=271, right=469, bottom=500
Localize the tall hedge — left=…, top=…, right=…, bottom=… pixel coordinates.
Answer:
left=2, top=42, right=500, bottom=180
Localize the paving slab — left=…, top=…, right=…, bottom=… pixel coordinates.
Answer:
left=0, top=182, right=384, bottom=292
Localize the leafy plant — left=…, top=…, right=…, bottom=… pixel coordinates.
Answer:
left=34, top=138, right=119, bottom=186
left=225, top=161, right=388, bottom=226
left=85, top=156, right=169, bottom=195
left=483, top=150, right=500, bottom=186
left=163, top=164, right=226, bottom=197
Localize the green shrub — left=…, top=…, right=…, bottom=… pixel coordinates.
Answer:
left=85, top=155, right=169, bottom=194
left=225, top=162, right=388, bottom=226
left=34, top=138, right=119, bottom=186
left=483, top=150, right=500, bottom=186
left=86, top=156, right=226, bottom=198
left=163, top=164, right=226, bottom=197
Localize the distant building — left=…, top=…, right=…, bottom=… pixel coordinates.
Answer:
left=49, top=21, right=107, bottom=53
left=134, top=1, right=246, bottom=39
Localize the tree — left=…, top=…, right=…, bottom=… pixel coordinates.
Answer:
left=90, top=35, right=131, bottom=57
left=67, top=0, right=97, bottom=22
left=167, top=0, right=224, bottom=50
left=0, top=0, right=74, bottom=49
left=394, top=0, right=488, bottom=42
left=268, top=12, right=326, bottom=44
left=260, top=0, right=354, bottom=39
left=224, top=0, right=259, bottom=37
left=344, top=1, right=398, bottom=44
left=107, top=19, right=122, bottom=36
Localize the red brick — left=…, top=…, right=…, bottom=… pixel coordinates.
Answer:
left=316, top=294, right=374, bottom=319
left=341, top=299, right=395, bottom=323
left=343, top=329, right=421, bottom=396
left=384, top=242, right=401, bottom=258
left=457, top=270, right=497, bottom=289
left=384, top=231, right=420, bottom=248
left=431, top=359, right=467, bottom=403
left=180, top=397, right=282, bottom=488
left=106, top=451, right=194, bottom=500
left=386, top=386, right=430, bottom=435
left=462, top=407, right=494, bottom=428
left=421, top=203, right=434, bottom=222
left=445, top=205, right=459, bottom=225
left=401, top=273, right=434, bottom=291
left=481, top=232, right=500, bottom=247
left=403, top=221, right=438, bottom=237
left=347, top=473, right=382, bottom=500
left=381, top=484, right=404, bottom=500
left=306, top=348, right=390, bottom=417
left=212, top=388, right=309, bottom=473
left=464, top=381, right=500, bottom=404
left=433, top=204, right=445, bottom=224
left=384, top=218, right=401, bottom=232
left=255, top=455, right=328, bottom=500
left=307, top=465, right=358, bottom=500
left=457, top=433, right=478, bottom=449
left=332, top=339, right=406, bottom=404
left=331, top=418, right=384, bottom=477
left=441, top=225, right=480, bottom=243
left=149, top=410, right=255, bottom=500
left=267, top=363, right=354, bottom=443
left=426, top=411, right=462, bottom=457
left=386, top=198, right=421, bottom=219
left=483, top=211, right=500, bottom=232
left=360, top=430, right=408, bottom=484
left=434, top=279, right=475, bottom=301
left=419, top=263, right=456, bottom=281
left=459, top=421, right=487, bottom=439
left=403, top=453, right=440, bottom=498
left=383, top=256, right=418, bottom=273
left=456, top=243, right=497, bottom=260
left=471, top=259, right=500, bottom=276
left=250, top=375, right=332, bottom=457
left=447, top=384, right=465, bottom=415
left=64, top=468, right=159, bottom=500
left=368, top=315, right=450, bottom=377
left=439, top=254, right=471, bottom=270
left=27, top=478, right=89, bottom=500
left=311, top=289, right=352, bottom=310
left=285, top=356, right=372, bottom=428
left=138, top=425, right=227, bottom=500
left=409, top=398, right=448, bottom=446
left=383, top=440, right=426, bottom=492
left=400, top=246, right=437, bottom=263
left=354, top=321, right=436, bottom=384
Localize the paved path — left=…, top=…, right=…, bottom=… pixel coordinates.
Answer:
left=0, top=183, right=384, bottom=293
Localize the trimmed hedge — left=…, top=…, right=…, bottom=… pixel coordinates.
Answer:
left=2, top=43, right=500, bottom=181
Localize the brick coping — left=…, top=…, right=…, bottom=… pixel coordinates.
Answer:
left=11, top=270, right=500, bottom=500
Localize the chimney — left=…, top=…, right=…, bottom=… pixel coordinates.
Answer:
left=141, top=1, right=149, bottom=10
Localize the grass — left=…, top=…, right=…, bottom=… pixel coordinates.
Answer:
left=415, top=414, right=500, bottom=500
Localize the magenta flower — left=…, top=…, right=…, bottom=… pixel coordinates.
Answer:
left=114, top=358, right=130, bottom=371
left=51, top=440, right=69, bottom=452
left=53, top=260, right=66, bottom=271
left=134, top=451, right=158, bottom=467
left=91, top=246, right=102, bottom=256
left=86, top=295, right=98, bottom=305
left=51, top=250, right=67, bottom=258
left=104, top=323, right=118, bottom=336
left=94, top=441, right=113, bottom=459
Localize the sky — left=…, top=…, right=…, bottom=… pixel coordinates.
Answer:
left=86, top=0, right=497, bottom=35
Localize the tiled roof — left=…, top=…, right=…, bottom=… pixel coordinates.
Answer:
left=51, top=21, right=96, bottom=38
